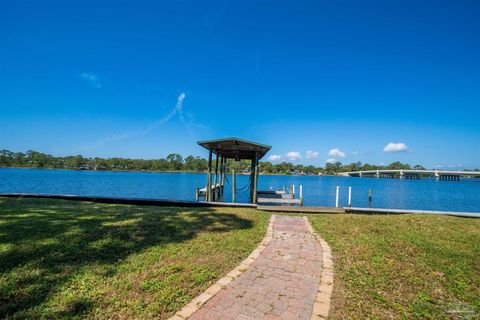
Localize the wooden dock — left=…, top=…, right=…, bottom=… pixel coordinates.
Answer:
left=256, top=190, right=303, bottom=206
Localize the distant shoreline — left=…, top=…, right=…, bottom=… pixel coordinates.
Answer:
left=0, top=166, right=325, bottom=177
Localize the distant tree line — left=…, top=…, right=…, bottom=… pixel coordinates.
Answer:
left=1, top=149, right=476, bottom=175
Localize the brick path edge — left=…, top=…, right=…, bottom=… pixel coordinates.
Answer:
left=303, top=216, right=334, bottom=320
left=169, top=215, right=276, bottom=320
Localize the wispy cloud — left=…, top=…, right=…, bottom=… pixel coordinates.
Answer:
left=286, top=151, right=301, bottom=161
left=448, top=163, right=463, bottom=168
left=328, top=148, right=346, bottom=158
left=383, top=142, right=409, bottom=153
left=306, top=150, right=319, bottom=159
left=80, top=73, right=102, bottom=88
left=326, top=158, right=336, bottom=164
left=268, top=154, right=282, bottom=162
left=85, top=93, right=189, bottom=149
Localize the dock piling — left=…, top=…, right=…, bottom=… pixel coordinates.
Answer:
left=207, top=150, right=212, bottom=202
left=348, top=186, right=352, bottom=207
left=232, top=169, right=236, bottom=203
left=299, top=185, right=303, bottom=206
left=213, top=153, right=219, bottom=201
left=221, top=157, right=226, bottom=192
left=252, top=152, right=259, bottom=204
left=335, top=186, right=340, bottom=208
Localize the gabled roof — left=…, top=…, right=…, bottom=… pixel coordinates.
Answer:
left=197, top=137, right=271, bottom=160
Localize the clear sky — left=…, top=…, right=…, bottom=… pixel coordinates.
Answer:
left=1, top=1, right=479, bottom=168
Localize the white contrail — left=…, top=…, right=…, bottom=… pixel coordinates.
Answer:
left=177, top=92, right=186, bottom=106
left=86, top=93, right=188, bottom=149
left=176, top=93, right=194, bottom=138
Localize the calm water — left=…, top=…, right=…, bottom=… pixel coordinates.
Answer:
left=1, top=168, right=480, bottom=212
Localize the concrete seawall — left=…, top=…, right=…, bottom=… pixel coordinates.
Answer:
left=1, top=193, right=479, bottom=218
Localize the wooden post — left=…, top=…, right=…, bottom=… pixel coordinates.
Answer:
left=250, top=158, right=255, bottom=202
left=292, top=185, right=295, bottom=199
left=207, top=150, right=212, bottom=202
left=221, top=157, right=226, bottom=191
left=252, top=152, right=259, bottom=204
left=213, top=153, right=219, bottom=201
left=218, top=154, right=223, bottom=198
left=232, top=169, right=236, bottom=203
left=195, top=188, right=199, bottom=201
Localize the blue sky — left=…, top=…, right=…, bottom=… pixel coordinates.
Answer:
left=1, top=0, right=479, bottom=168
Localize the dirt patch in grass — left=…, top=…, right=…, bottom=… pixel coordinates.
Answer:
left=0, top=198, right=269, bottom=319
left=309, top=214, right=480, bottom=320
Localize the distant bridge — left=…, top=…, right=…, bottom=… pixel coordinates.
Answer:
left=338, top=169, right=480, bottom=181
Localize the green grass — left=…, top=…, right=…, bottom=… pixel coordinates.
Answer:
left=309, top=214, right=480, bottom=320
left=3, top=198, right=479, bottom=320
left=0, top=198, right=270, bottom=319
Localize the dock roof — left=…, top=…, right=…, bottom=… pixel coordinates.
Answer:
left=197, top=137, right=271, bottom=160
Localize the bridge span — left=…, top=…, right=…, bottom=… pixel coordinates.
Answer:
left=338, top=169, right=480, bottom=181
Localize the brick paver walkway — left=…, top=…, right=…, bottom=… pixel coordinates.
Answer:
left=189, top=215, right=323, bottom=320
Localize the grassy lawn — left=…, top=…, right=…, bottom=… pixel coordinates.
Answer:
left=0, top=198, right=269, bottom=319
left=309, top=214, right=480, bottom=320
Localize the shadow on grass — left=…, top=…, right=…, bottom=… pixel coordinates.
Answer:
left=0, top=198, right=253, bottom=318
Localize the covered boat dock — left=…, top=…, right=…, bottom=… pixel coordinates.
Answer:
left=196, top=137, right=271, bottom=204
